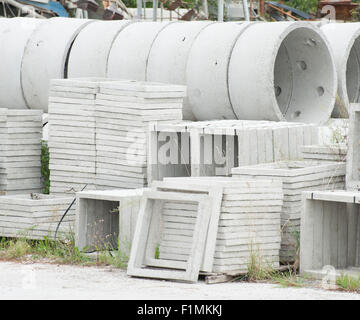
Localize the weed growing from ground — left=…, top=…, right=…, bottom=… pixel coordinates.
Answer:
left=0, top=234, right=92, bottom=265
left=336, top=274, right=360, bottom=293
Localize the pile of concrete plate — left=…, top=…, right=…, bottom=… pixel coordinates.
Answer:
left=301, top=145, right=347, bottom=162
left=48, top=79, right=98, bottom=195
left=232, top=160, right=346, bottom=263
left=154, top=177, right=283, bottom=274
left=0, top=193, right=74, bottom=240
left=0, top=109, right=42, bottom=195
left=95, top=80, right=186, bottom=190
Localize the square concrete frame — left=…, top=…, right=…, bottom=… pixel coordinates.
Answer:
left=75, top=188, right=147, bottom=252
left=151, top=181, right=223, bottom=273
left=127, top=190, right=212, bottom=283
left=300, top=190, right=360, bottom=278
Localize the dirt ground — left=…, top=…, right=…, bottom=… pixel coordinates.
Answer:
left=0, top=261, right=359, bottom=300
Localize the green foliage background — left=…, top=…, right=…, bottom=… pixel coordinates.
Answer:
left=278, top=0, right=318, bottom=14
left=41, top=141, right=50, bottom=195
left=119, top=0, right=319, bottom=17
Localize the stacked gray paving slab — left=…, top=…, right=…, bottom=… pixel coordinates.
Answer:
left=48, top=79, right=99, bottom=195
left=232, top=161, right=346, bottom=263
left=0, top=193, right=75, bottom=240
left=95, top=80, right=185, bottom=190
left=0, top=109, right=42, bottom=194
left=301, top=144, right=347, bottom=162
left=159, top=177, right=283, bottom=273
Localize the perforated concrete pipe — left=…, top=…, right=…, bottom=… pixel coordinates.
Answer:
left=228, top=22, right=337, bottom=124
left=186, top=22, right=253, bottom=120
left=68, top=20, right=134, bottom=78
left=21, top=17, right=94, bottom=111
left=107, top=21, right=175, bottom=81
left=0, top=18, right=44, bottom=109
left=319, top=22, right=360, bottom=118
left=146, top=21, right=214, bottom=120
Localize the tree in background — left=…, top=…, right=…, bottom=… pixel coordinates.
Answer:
left=276, top=0, right=318, bottom=14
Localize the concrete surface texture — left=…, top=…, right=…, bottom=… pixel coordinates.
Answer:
left=301, top=144, right=347, bottom=162
left=0, top=194, right=75, bottom=240
left=21, top=17, right=94, bottom=111
left=320, top=22, right=360, bottom=118
left=0, top=18, right=44, bottom=109
left=48, top=79, right=98, bottom=196
left=67, top=20, right=133, bottom=78
left=146, top=20, right=214, bottom=120
left=0, top=262, right=359, bottom=300
left=186, top=22, right=252, bottom=120
left=0, top=109, right=43, bottom=195
left=346, top=103, right=360, bottom=191
left=107, top=21, right=173, bottom=81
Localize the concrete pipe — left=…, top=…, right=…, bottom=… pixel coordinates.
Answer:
left=0, top=18, right=44, bottom=109
left=68, top=20, right=133, bottom=78
left=320, top=23, right=360, bottom=118
left=107, top=21, right=174, bottom=81
left=229, top=22, right=337, bottom=124
left=147, top=21, right=214, bottom=120
left=21, top=17, right=94, bottom=111
left=186, top=22, right=253, bottom=120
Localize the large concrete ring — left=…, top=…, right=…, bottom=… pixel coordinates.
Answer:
left=68, top=20, right=134, bottom=78
left=229, top=22, right=337, bottom=124
left=186, top=22, right=253, bottom=120
left=320, top=22, right=360, bottom=118
left=147, top=21, right=214, bottom=120
left=0, top=18, right=44, bottom=109
left=21, top=17, right=94, bottom=111
left=107, top=21, right=175, bottom=81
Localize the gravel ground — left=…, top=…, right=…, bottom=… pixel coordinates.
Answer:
left=0, top=261, right=359, bottom=300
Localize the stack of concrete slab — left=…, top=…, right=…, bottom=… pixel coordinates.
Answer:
left=95, top=80, right=185, bottom=190
left=0, top=193, right=75, bottom=240
left=232, top=161, right=346, bottom=263
left=0, top=109, right=42, bottom=195
left=154, top=177, right=283, bottom=274
left=301, top=145, right=347, bottom=162
left=48, top=79, right=98, bottom=195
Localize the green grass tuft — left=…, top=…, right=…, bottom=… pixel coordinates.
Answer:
left=336, top=274, right=360, bottom=293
